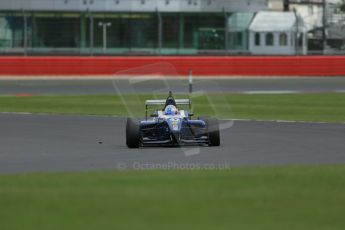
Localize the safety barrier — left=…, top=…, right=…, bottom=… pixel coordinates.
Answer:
left=0, top=56, right=345, bottom=76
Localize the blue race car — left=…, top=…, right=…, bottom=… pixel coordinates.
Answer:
left=126, top=92, right=220, bottom=148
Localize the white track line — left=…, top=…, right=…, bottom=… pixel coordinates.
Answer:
left=1, top=112, right=344, bottom=125
left=227, top=118, right=345, bottom=125
left=242, top=90, right=299, bottom=94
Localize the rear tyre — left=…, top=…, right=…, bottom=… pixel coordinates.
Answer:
left=205, top=118, right=220, bottom=146
left=126, top=118, right=140, bottom=148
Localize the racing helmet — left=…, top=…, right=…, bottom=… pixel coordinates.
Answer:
left=164, top=105, right=178, bottom=115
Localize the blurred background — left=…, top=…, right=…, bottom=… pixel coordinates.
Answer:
left=0, top=0, right=344, bottom=56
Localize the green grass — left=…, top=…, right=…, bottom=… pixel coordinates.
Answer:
left=1, top=93, right=345, bottom=123
left=1, top=165, right=345, bottom=230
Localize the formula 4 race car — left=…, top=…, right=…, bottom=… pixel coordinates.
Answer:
left=126, top=92, right=220, bottom=148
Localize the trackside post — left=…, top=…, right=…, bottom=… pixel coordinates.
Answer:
left=189, top=69, right=193, bottom=94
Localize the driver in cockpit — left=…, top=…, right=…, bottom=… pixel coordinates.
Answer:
left=164, top=105, right=179, bottom=115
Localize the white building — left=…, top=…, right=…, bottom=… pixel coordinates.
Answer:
left=268, top=0, right=284, bottom=11
left=290, top=3, right=323, bottom=33
left=289, top=1, right=341, bottom=36
left=249, top=11, right=306, bottom=55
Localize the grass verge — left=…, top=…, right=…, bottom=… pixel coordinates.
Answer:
left=0, top=93, right=345, bottom=123
left=0, top=165, right=345, bottom=230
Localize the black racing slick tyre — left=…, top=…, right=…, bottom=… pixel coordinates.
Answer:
left=126, top=118, right=140, bottom=148
left=205, top=118, right=220, bottom=146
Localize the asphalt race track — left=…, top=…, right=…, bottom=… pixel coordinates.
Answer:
left=1, top=77, right=345, bottom=95
left=1, top=113, right=344, bottom=174
left=1, top=78, right=345, bottom=173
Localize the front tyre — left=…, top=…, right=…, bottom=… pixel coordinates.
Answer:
left=126, top=118, right=140, bottom=148
left=206, top=118, right=220, bottom=146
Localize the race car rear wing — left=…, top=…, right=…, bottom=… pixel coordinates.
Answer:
left=145, top=99, right=191, bottom=106
left=145, top=99, right=191, bottom=119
